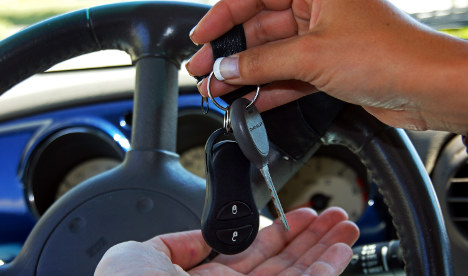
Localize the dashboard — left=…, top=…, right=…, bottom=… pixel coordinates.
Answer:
left=0, top=56, right=467, bottom=275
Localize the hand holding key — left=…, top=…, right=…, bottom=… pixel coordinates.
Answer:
left=188, top=0, right=468, bottom=134
left=96, top=208, right=359, bottom=276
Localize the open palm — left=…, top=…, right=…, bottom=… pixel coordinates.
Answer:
left=95, top=207, right=359, bottom=276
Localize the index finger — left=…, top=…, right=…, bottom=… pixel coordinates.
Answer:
left=191, top=0, right=293, bottom=44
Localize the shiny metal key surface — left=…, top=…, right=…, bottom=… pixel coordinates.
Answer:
left=260, top=165, right=289, bottom=231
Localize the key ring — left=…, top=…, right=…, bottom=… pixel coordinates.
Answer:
left=224, top=108, right=232, bottom=133
left=201, top=96, right=209, bottom=114
left=206, top=71, right=260, bottom=111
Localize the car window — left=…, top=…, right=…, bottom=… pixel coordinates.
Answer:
left=0, top=0, right=218, bottom=71
left=0, top=0, right=219, bottom=40
left=1, top=0, right=467, bottom=40
left=1, top=0, right=467, bottom=70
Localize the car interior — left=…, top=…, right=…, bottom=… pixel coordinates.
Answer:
left=0, top=0, right=467, bottom=275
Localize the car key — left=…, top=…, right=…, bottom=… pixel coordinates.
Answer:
left=230, top=98, right=289, bottom=231
left=201, top=128, right=260, bottom=255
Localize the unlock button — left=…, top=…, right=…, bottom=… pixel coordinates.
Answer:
left=217, top=201, right=251, bottom=220
left=216, top=225, right=253, bottom=245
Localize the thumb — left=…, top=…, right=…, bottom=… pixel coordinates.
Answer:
left=144, top=230, right=212, bottom=270
left=213, top=35, right=317, bottom=85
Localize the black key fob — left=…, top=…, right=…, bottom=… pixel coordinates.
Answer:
left=201, top=128, right=259, bottom=255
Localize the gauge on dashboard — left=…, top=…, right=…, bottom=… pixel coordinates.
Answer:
left=25, top=108, right=223, bottom=217
left=55, top=158, right=121, bottom=199
left=273, top=146, right=369, bottom=221
left=180, top=146, right=206, bottom=178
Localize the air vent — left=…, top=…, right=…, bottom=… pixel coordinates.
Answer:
left=447, top=161, right=468, bottom=239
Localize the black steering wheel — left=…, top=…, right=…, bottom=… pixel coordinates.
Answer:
left=0, top=2, right=453, bottom=275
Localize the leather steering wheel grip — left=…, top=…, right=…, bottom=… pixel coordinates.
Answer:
left=0, top=2, right=453, bottom=276
left=320, top=105, right=453, bottom=275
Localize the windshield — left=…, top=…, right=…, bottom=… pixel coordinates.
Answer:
left=0, top=0, right=217, bottom=40
left=1, top=0, right=467, bottom=40
left=1, top=0, right=467, bottom=70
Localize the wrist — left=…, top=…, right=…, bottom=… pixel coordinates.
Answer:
left=401, top=32, right=468, bottom=134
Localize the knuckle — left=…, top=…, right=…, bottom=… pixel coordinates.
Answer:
left=253, top=17, right=266, bottom=42
left=253, top=13, right=269, bottom=44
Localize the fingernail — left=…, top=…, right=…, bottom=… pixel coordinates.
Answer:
left=213, top=57, right=239, bottom=81
left=197, top=78, right=204, bottom=91
left=189, top=26, right=199, bottom=46
left=185, top=59, right=193, bottom=76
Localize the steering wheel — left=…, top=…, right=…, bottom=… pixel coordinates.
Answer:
left=0, top=2, right=453, bottom=275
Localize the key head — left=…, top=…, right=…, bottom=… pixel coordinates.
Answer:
left=230, top=98, right=269, bottom=169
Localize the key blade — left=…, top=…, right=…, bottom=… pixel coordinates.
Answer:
left=259, top=166, right=289, bottom=231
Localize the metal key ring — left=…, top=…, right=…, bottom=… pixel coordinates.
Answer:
left=206, top=71, right=260, bottom=111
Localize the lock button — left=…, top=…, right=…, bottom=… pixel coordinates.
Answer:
left=216, top=225, right=253, bottom=245
left=217, top=201, right=252, bottom=220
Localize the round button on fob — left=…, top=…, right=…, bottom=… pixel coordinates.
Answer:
left=217, top=201, right=252, bottom=220
left=216, top=225, right=253, bottom=245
